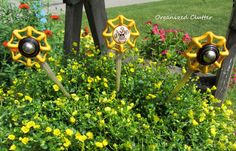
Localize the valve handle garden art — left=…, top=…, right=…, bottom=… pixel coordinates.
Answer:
left=103, top=15, right=140, bottom=92
left=6, top=26, right=71, bottom=98
left=168, top=31, right=229, bottom=101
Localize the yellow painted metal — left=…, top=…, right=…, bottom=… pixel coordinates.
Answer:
left=7, top=26, right=51, bottom=67
left=103, top=15, right=140, bottom=53
left=183, top=31, right=229, bottom=74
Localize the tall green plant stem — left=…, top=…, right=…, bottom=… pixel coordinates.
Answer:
left=167, top=69, right=194, bottom=101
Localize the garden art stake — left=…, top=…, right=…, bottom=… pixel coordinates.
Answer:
left=103, top=15, right=140, bottom=92
left=6, top=26, right=71, bottom=98
left=167, top=31, right=229, bottom=101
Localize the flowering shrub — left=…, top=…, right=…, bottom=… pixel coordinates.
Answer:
left=0, top=31, right=236, bottom=150
left=140, top=21, right=191, bottom=67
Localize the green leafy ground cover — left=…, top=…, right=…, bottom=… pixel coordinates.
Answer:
left=0, top=0, right=236, bottom=150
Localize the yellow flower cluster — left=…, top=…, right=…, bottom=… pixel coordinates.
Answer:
left=95, top=139, right=108, bottom=148
left=146, top=93, right=157, bottom=100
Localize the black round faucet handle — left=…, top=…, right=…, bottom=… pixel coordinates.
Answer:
left=197, top=44, right=220, bottom=65
left=18, top=37, right=40, bottom=58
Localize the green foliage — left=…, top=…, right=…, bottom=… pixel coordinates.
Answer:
left=0, top=33, right=236, bottom=150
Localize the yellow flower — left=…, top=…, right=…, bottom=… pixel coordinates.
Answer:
left=9, top=144, right=16, bottom=150
left=17, top=92, right=23, bottom=97
left=108, top=52, right=115, bottom=58
left=225, top=100, right=232, bottom=106
left=134, top=47, right=139, bottom=52
left=192, top=119, right=199, bottom=126
left=86, top=131, right=94, bottom=140
left=70, top=116, right=76, bottom=124
left=153, top=115, right=160, bottom=123
left=154, top=81, right=162, bottom=89
left=45, top=127, right=52, bottom=133
left=21, top=137, right=29, bottom=145
left=146, top=94, right=156, bottom=100
left=130, top=68, right=135, bottom=73
left=206, top=88, right=211, bottom=93
left=103, top=78, right=108, bottom=83
left=71, top=94, right=79, bottom=101
left=99, top=119, right=105, bottom=126
left=53, top=129, right=61, bottom=136
left=230, top=143, right=236, bottom=150
left=138, top=58, right=144, bottom=63
left=199, top=113, right=206, bottom=122
left=102, top=139, right=108, bottom=146
left=53, top=84, right=59, bottom=91
left=8, top=134, right=16, bottom=140
left=188, top=110, right=194, bottom=119
left=87, top=76, right=94, bottom=83
left=136, top=113, right=141, bottom=118
left=57, top=75, right=63, bottom=82
left=97, top=112, right=102, bottom=116
left=21, top=126, right=30, bottom=134
left=182, top=67, right=186, bottom=74
left=26, top=121, right=36, bottom=128
left=104, top=107, right=111, bottom=112
left=65, top=129, right=73, bottom=136
left=63, top=137, right=71, bottom=148
left=104, top=82, right=108, bottom=88
left=24, top=95, right=32, bottom=102
left=35, top=62, right=41, bottom=69
left=85, top=113, right=91, bottom=118
left=206, top=139, right=213, bottom=144
left=73, top=42, right=78, bottom=47
left=95, top=142, right=103, bottom=148
left=184, top=144, right=191, bottom=151
left=210, top=127, right=216, bottom=137
left=75, top=132, right=87, bottom=142
left=211, top=85, right=217, bottom=90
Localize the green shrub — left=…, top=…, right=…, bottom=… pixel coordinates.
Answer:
left=140, top=21, right=191, bottom=67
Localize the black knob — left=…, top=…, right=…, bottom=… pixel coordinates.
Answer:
left=18, top=37, right=40, bottom=58
left=197, top=44, right=219, bottom=65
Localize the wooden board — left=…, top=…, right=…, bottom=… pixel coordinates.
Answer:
left=215, top=0, right=236, bottom=101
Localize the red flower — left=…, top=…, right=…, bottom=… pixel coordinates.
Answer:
left=11, top=48, right=18, bottom=52
left=82, top=26, right=90, bottom=37
left=145, top=21, right=152, bottom=25
left=152, top=24, right=159, bottom=34
left=50, top=15, right=60, bottom=20
left=44, top=29, right=53, bottom=36
left=2, top=41, right=8, bottom=47
left=19, top=3, right=30, bottom=9
left=182, top=33, right=191, bottom=42
left=161, top=50, right=168, bottom=55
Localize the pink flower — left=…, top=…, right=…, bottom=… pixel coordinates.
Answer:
left=152, top=24, right=159, bottom=34
left=161, top=50, right=168, bottom=55
left=182, top=33, right=191, bottom=42
left=160, top=34, right=165, bottom=41
left=159, top=29, right=166, bottom=41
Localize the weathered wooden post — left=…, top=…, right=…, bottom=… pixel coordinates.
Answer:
left=63, top=0, right=107, bottom=54
left=214, top=0, right=236, bottom=102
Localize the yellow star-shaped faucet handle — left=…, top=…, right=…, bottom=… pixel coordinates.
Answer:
left=103, top=15, right=140, bottom=53
left=184, top=31, right=229, bottom=73
left=7, top=26, right=51, bottom=67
